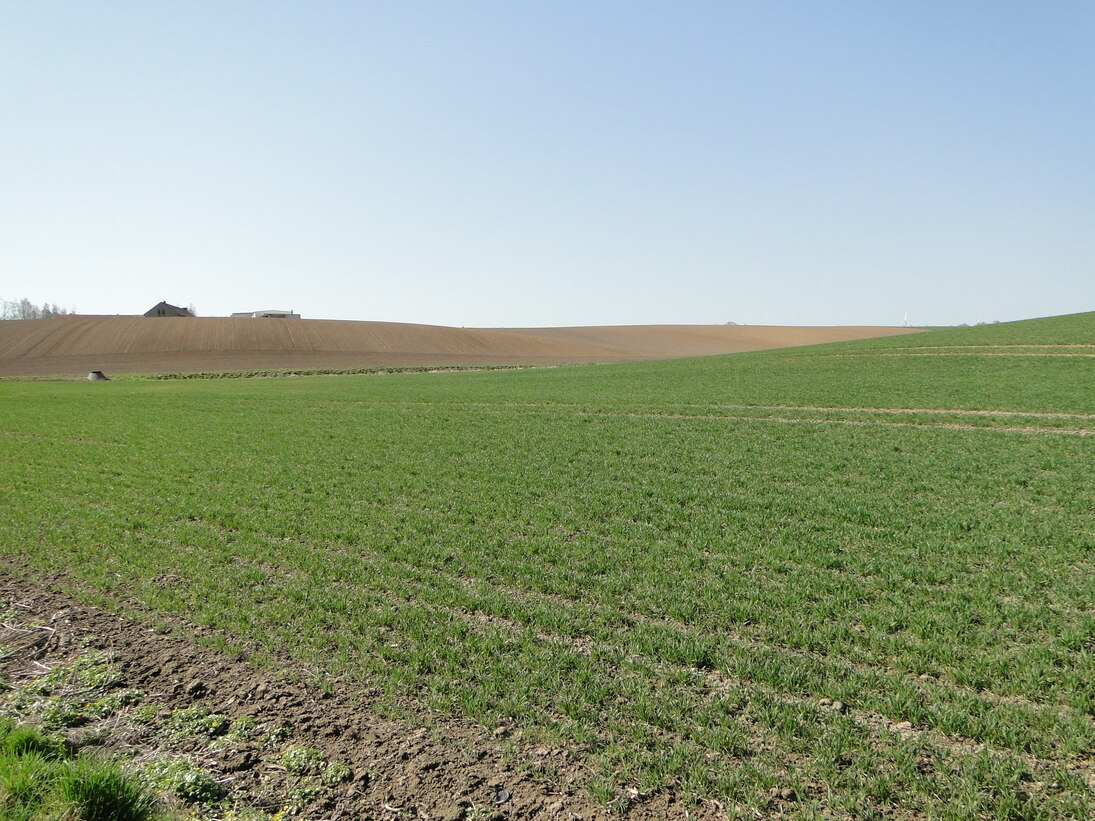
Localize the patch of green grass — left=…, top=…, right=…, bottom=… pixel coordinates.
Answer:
left=55, top=755, right=157, bottom=821
left=0, top=717, right=155, bottom=821
left=2, top=312, right=1093, bottom=817
left=0, top=720, right=67, bottom=761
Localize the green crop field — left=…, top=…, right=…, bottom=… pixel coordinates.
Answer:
left=2, top=312, right=1093, bottom=819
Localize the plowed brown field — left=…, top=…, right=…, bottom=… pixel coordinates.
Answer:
left=0, top=316, right=924, bottom=376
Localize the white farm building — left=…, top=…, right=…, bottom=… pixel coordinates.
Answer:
left=231, top=309, right=302, bottom=319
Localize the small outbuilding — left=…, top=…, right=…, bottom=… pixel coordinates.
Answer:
left=144, top=301, right=194, bottom=318
left=230, top=309, right=302, bottom=319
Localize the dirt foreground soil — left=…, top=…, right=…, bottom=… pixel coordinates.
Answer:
left=0, top=566, right=720, bottom=820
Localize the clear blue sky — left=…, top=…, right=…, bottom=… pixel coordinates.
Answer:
left=3, top=2, right=1093, bottom=327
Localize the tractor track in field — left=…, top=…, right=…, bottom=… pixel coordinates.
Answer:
left=366, top=400, right=1095, bottom=436
left=174, top=513, right=1095, bottom=730
left=425, top=588, right=1095, bottom=799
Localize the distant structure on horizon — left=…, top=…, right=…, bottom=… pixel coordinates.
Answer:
left=144, top=301, right=194, bottom=318
left=231, top=309, right=302, bottom=319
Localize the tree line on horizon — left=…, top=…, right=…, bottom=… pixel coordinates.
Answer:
left=0, top=298, right=75, bottom=320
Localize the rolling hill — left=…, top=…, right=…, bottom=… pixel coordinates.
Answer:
left=0, top=315, right=922, bottom=376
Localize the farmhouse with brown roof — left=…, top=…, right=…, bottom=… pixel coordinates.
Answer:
left=144, top=301, right=194, bottom=318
